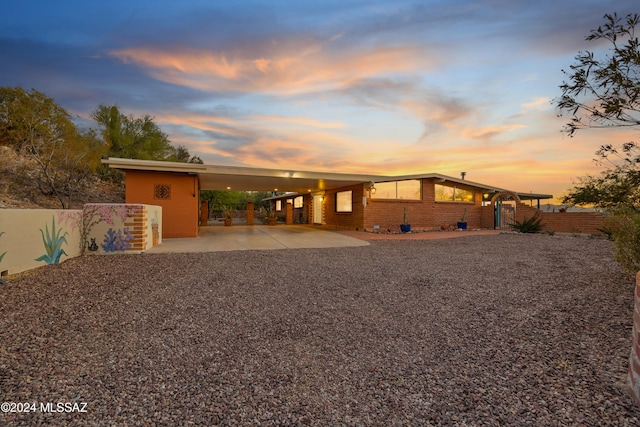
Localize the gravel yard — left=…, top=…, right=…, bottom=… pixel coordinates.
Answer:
left=1, top=233, right=639, bottom=425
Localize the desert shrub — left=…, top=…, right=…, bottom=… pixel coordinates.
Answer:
left=511, top=212, right=544, bottom=233
left=604, top=205, right=640, bottom=274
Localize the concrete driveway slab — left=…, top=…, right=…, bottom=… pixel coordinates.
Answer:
left=146, top=225, right=370, bottom=253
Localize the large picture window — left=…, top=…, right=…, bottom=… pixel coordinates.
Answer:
left=435, top=184, right=474, bottom=202
left=294, top=196, right=303, bottom=208
left=336, top=191, right=352, bottom=212
left=371, top=180, right=421, bottom=200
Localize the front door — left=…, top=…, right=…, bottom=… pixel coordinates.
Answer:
left=313, top=195, right=323, bottom=224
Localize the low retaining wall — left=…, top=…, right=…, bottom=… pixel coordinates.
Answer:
left=0, top=209, right=83, bottom=278
left=0, top=204, right=162, bottom=277
left=628, top=271, right=640, bottom=404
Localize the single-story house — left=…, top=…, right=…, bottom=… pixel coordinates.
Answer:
left=103, top=157, right=553, bottom=237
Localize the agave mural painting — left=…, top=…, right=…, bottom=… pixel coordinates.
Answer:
left=35, top=216, right=68, bottom=265
left=0, top=231, right=6, bottom=264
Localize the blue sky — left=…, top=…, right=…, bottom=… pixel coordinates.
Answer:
left=1, top=0, right=638, bottom=202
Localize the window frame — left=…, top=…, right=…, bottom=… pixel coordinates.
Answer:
left=335, top=190, right=353, bottom=213
left=434, top=183, right=475, bottom=203
left=371, top=180, right=421, bottom=200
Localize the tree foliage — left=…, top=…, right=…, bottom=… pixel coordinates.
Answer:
left=200, top=190, right=274, bottom=213
left=0, top=88, right=203, bottom=207
left=555, top=12, right=640, bottom=136
left=603, top=205, right=640, bottom=273
left=557, top=12, right=640, bottom=209
left=556, top=12, right=640, bottom=274
left=93, top=104, right=202, bottom=163
left=0, top=87, right=107, bottom=208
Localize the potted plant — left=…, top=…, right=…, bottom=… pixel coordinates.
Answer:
left=222, top=208, right=233, bottom=226
left=457, top=208, right=468, bottom=230
left=266, top=209, right=277, bottom=226
left=400, top=207, right=411, bottom=233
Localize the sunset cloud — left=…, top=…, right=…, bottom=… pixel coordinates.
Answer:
left=109, top=40, right=430, bottom=95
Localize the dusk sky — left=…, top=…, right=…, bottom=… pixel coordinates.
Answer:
left=1, top=0, right=638, bottom=202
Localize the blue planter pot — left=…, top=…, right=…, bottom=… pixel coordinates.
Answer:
left=400, top=224, right=411, bottom=233
left=457, top=221, right=467, bottom=230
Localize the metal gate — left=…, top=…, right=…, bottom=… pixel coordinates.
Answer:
left=495, top=200, right=516, bottom=230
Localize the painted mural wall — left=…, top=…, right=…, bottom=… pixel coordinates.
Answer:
left=82, top=204, right=162, bottom=255
left=0, top=209, right=83, bottom=277
left=0, top=204, right=162, bottom=277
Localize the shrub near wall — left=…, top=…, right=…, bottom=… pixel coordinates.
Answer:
left=0, top=209, right=82, bottom=276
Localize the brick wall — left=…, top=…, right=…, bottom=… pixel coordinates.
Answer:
left=363, top=179, right=483, bottom=231
left=628, top=271, right=640, bottom=405
left=539, top=211, right=606, bottom=235
left=515, top=204, right=606, bottom=235
left=323, top=184, right=365, bottom=230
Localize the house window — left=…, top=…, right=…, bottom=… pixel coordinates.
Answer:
left=336, top=191, right=352, bottom=212
left=371, top=180, right=421, bottom=200
left=276, top=200, right=282, bottom=211
left=294, top=196, right=303, bottom=208
left=435, top=184, right=474, bottom=202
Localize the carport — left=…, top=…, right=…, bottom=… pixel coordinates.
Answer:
left=102, top=157, right=385, bottom=238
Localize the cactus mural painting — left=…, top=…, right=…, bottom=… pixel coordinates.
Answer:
left=35, top=216, right=68, bottom=265
left=101, top=228, right=133, bottom=252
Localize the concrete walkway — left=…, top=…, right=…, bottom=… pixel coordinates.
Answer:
left=146, top=225, right=370, bottom=253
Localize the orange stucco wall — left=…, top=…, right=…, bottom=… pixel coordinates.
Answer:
left=125, top=170, right=199, bottom=238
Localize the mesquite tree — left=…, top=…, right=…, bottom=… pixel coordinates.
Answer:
left=555, top=12, right=640, bottom=273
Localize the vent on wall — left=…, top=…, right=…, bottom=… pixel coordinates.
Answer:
left=154, top=184, right=171, bottom=200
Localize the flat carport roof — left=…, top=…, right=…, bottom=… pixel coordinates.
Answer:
left=103, top=157, right=385, bottom=193
left=102, top=157, right=553, bottom=201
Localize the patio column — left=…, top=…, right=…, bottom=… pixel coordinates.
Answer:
left=200, top=200, right=208, bottom=226
left=246, top=201, right=254, bottom=225
left=286, top=200, right=293, bottom=225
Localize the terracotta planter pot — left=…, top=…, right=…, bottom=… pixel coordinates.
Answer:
left=268, top=217, right=277, bottom=226
left=224, top=218, right=233, bottom=226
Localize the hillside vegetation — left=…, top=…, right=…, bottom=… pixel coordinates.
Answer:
left=0, top=145, right=124, bottom=209
left=0, top=87, right=199, bottom=209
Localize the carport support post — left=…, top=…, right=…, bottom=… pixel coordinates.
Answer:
left=200, top=200, right=208, bottom=226
left=286, top=200, right=293, bottom=225
left=246, top=201, right=254, bottom=225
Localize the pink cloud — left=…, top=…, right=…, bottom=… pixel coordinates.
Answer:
left=110, top=40, right=431, bottom=94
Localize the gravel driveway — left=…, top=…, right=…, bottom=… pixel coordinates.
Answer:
left=1, top=233, right=639, bottom=425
